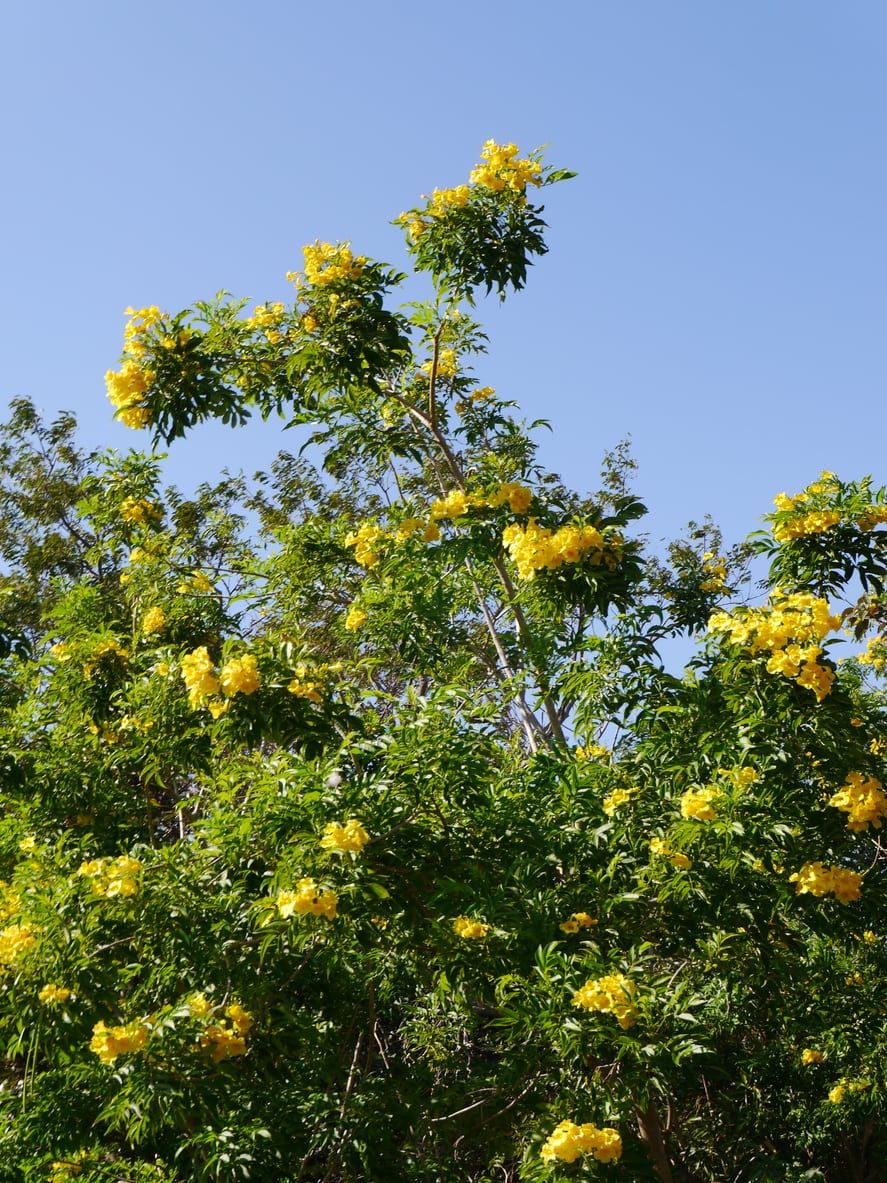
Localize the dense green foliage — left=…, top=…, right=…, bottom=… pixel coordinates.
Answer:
left=1, top=142, right=885, bottom=1182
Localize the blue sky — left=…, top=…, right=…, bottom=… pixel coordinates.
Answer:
left=2, top=1, right=885, bottom=551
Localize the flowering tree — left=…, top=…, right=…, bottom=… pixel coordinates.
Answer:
left=1, top=141, right=886, bottom=1183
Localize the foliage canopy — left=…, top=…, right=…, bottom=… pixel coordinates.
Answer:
left=1, top=140, right=886, bottom=1183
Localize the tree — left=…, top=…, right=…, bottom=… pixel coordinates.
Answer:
left=0, top=140, right=885, bottom=1183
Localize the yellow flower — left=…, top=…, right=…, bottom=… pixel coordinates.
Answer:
left=649, top=837, right=692, bottom=870
left=469, top=140, right=543, bottom=195
left=828, top=771, right=887, bottom=832
left=828, top=1077, right=869, bottom=1104
left=0, top=923, right=37, bottom=965
left=801, top=1048, right=825, bottom=1065
left=541, top=1119, right=622, bottom=1165
left=287, top=678, right=322, bottom=702
left=219, top=654, right=261, bottom=697
left=90, top=1018, right=150, bottom=1065
left=576, top=743, right=610, bottom=762
left=452, top=916, right=489, bottom=939
left=119, top=496, right=158, bottom=524
left=790, top=862, right=862, bottom=904
left=572, top=972, right=638, bottom=1029
left=276, top=878, right=338, bottom=920
left=78, top=855, right=142, bottom=899
left=419, top=348, right=458, bottom=380
left=300, top=241, right=366, bottom=288
left=225, top=1001, right=253, bottom=1035
left=344, top=522, right=387, bottom=568
left=181, top=646, right=220, bottom=707
left=501, top=519, right=619, bottom=580
left=188, top=992, right=212, bottom=1018
left=602, top=787, right=635, bottom=816
left=321, top=818, right=370, bottom=854
left=680, top=786, right=719, bottom=822
left=430, top=489, right=470, bottom=520
left=560, top=911, right=597, bottom=933
left=39, top=984, right=72, bottom=1005
left=105, top=359, right=154, bottom=428
left=344, top=606, right=368, bottom=632
left=141, top=606, right=166, bottom=636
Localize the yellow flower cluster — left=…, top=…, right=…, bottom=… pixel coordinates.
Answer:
left=576, top=744, right=610, bottom=762
left=141, top=606, right=166, bottom=636
left=397, top=140, right=541, bottom=239
left=0, top=923, right=37, bottom=966
left=773, top=510, right=841, bottom=542
left=198, top=1001, right=253, bottom=1062
left=287, top=659, right=341, bottom=702
left=105, top=360, right=154, bottom=428
left=602, top=787, right=635, bottom=816
left=502, top=520, right=621, bottom=580
left=486, top=482, right=534, bottom=514
left=828, top=1077, right=869, bottom=1104
left=122, top=305, right=164, bottom=354
left=699, top=551, right=728, bottom=592
left=277, top=879, right=338, bottom=920
left=345, top=485, right=533, bottom=568
left=297, top=241, right=366, bottom=288
left=769, top=474, right=887, bottom=538
left=858, top=635, right=886, bottom=672
left=801, top=1048, right=825, bottom=1065
left=344, top=606, right=367, bottom=632
left=344, top=523, right=387, bottom=568
left=430, top=489, right=470, bottom=519
left=541, top=1119, right=622, bottom=1165
left=177, top=570, right=214, bottom=595
left=82, top=638, right=129, bottom=678
left=452, top=916, right=490, bottom=939
left=105, top=306, right=165, bottom=428
left=828, top=772, right=886, bottom=832
left=219, top=654, right=261, bottom=697
left=181, top=648, right=260, bottom=711
left=39, top=984, right=72, bottom=1005
left=0, top=882, right=21, bottom=924
left=428, top=185, right=471, bottom=216
left=321, top=818, right=370, bottom=854
left=433, top=481, right=533, bottom=520
left=90, top=1018, right=150, bottom=1064
left=180, top=646, right=219, bottom=704
left=572, top=973, right=638, bottom=1029
left=680, top=786, right=720, bottom=822
left=709, top=591, right=841, bottom=701
left=469, top=140, right=543, bottom=194
left=119, top=496, right=159, bottom=524
left=419, top=347, right=458, bottom=379
left=78, top=856, right=143, bottom=898
left=559, top=911, right=597, bottom=934
left=790, top=862, right=862, bottom=904
left=245, top=301, right=285, bottom=334
left=650, top=838, right=692, bottom=870
left=718, top=765, right=759, bottom=790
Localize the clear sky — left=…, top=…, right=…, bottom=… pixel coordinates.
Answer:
left=2, top=1, right=885, bottom=550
